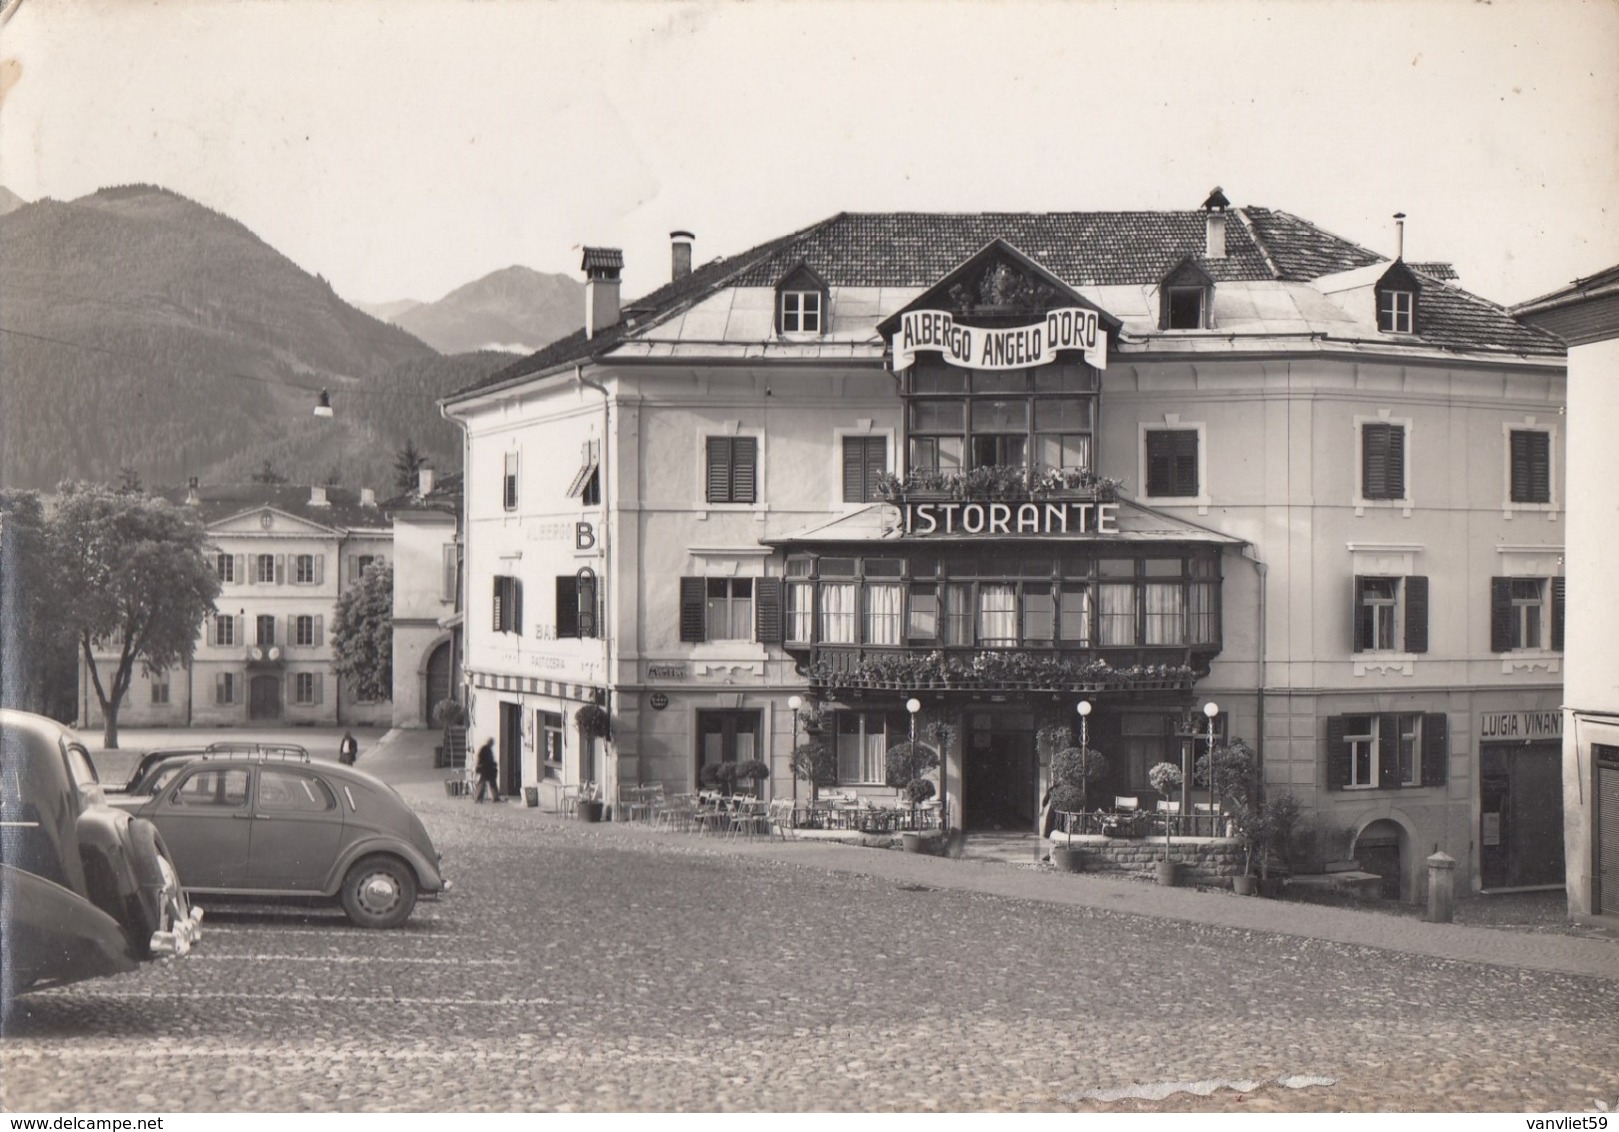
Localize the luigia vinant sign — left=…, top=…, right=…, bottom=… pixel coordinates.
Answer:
left=900, top=500, right=1119, bottom=536
left=893, top=307, right=1107, bottom=371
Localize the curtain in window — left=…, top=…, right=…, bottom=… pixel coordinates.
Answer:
left=977, top=584, right=1017, bottom=646
left=1143, top=583, right=1185, bottom=645
left=1187, top=581, right=1216, bottom=644
left=1058, top=587, right=1091, bottom=643
left=820, top=583, right=858, bottom=644
left=942, top=583, right=973, bottom=645
left=862, top=720, right=887, bottom=784
left=867, top=583, right=903, bottom=646
left=1098, top=584, right=1136, bottom=646
left=787, top=581, right=814, bottom=642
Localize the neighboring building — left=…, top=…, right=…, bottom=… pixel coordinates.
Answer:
left=79, top=482, right=394, bottom=729
left=442, top=194, right=1567, bottom=901
left=386, top=466, right=463, bottom=728
left=1514, top=265, right=1619, bottom=924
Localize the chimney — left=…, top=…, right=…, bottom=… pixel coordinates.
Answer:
left=1202, top=186, right=1230, bottom=260
left=418, top=463, right=436, bottom=498
left=185, top=477, right=200, bottom=506
left=309, top=485, right=329, bottom=507
left=1393, top=212, right=1406, bottom=260
left=671, top=230, right=694, bottom=281
left=581, top=247, right=624, bottom=338
left=360, top=487, right=376, bottom=507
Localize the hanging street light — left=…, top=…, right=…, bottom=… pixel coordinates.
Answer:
left=313, top=389, right=334, bottom=418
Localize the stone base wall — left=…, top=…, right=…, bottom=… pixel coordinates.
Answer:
left=1053, top=835, right=1244, bottom=884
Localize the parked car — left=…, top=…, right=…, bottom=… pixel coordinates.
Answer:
left=116, top=742, right=310, bottom=798
left=106, top=750, right=448, bottom=929
left=0, top=710, right=202, bottom=998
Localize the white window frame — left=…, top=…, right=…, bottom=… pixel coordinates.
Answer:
left=215, top=613, right=237, bottom=647
left=294, top=671, right=316, bottom=706
left=1353, top=411, right=1413, bottom=517
left=696, top=426, right=766, bottom=514
left=779, top=290, right=823, bottom=335
left=1500, top=419, right=1559, bottom=520
left=1345, top=716, right=1379, bottom=789
left=1137, top=416, right=1210, bottom=514
left=256, top=554, right=276, bottom=584
left=1495, top=546, right=1563, bottom=676
left=295, top=554, right=316, bottom=584
left=1378, top=289, right=1415, bottom=334
left=295, top=615, right=315, bottom=647
left=216, top=553, right=235, bottom=584
left=703, top=577, right=754, bottom=642
left=1347, top=543, right=1423, bottom=677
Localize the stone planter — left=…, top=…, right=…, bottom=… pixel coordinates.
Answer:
left=1051, top=845, right=1086, bottom=873
left=1155, top=858, right=1180, bottom=887
left=901, top=832, right=926, bottom=854
left=1232, top=874, right=1258, bottom=896
left=576, top=798, right=604, bottom=823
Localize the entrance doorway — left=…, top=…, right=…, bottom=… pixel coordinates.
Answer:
left=424, top=641, right=452, bottom=720
left=1354, top=819, right=1406, bottom=900
left=1597, top=744, right=1619, bottom=916
left=695, top=710, right=761, bottom=792
left=498, top=701, right=523, bottom=797
left=1481, top=742, right=1565, bottom=888
left=963, top=708, right=1037, bottom=832
left=249, top=674, right=281, bottom=721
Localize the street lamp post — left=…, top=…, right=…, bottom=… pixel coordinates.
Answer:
left=1076, top=700, right=1092, bottom=815
left=1203, top=701, right=1220, bottom=837
left=788, top=695, right=803, bottom=809
left=906, top=698, right=922, bottom=829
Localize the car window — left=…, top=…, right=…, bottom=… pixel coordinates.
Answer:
left=257, top=768, right=336, bottom=813
left=144, top=764, right=190, bottom=795
left=170, top=767, right=250, bottom=808
left=63, top=743, right=100, bottom=788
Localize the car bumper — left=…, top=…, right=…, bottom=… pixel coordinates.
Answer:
left=149, top=906, right=204, bottom=957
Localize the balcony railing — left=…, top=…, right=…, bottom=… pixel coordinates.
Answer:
left=804, top=647, right=1195, bottom=695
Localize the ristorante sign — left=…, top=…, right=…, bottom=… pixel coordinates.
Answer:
left=900, top=500, right=1120, bottom=536
left=893, top=307, right=1108, bottom=372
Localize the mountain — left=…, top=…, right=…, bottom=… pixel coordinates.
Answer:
left=0, top=186, right=25, bottom=216
left=0, top=184, right=503, bottom=491
left=355, top=297, right=423, bottom=322
left=388, top=265, right=583, bottom=354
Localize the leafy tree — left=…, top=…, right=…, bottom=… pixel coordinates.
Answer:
left=115, top=466, right=145, bottom=494
left=394, top=438, right=427, bottom=492
left=250, top=460, right=287, bottom=484
left=46, top=482, right=222, bottom=747
left=331, top=563, right=392, bottom=703
left=1, top=490, right=78, bottom=719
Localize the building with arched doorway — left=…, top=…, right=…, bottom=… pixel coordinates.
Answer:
left=387, top=468, right=462, bottom=729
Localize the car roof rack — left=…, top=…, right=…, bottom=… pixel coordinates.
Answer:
left=204, top=742, right=311, bottom=762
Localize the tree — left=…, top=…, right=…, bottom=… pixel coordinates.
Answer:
left=250, top=460, right=287, bottom=484
left=46, top=482, right=222, bottom=747
left=331, top=563, right=392, bottom=703
left=393, top=438, right=427, bottom=492
left=1, top=490, right=78, bottom=719
left=115, top=466, right=144, bottom=494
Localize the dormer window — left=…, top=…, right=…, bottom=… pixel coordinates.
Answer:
left=780, top=291, right=821, bottom=333
left=1158, top=257, right=1214, bottom=331
left=1374, top=260, right=1422, bottom=335
left=1378, top=289, right=1415, bottom=334
left=775, top=261, right=829, bottom=336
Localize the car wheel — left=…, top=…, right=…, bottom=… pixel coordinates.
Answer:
left=339, top=855, right=417, bottom=929
left=127, top=822, right=195, bottom=959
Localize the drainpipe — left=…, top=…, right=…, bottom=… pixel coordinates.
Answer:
left=1241, top=547, right=1268, bottom=784
left=576, top=365, right=613, bottom=783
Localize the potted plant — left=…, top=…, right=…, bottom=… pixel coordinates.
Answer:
left=790, top=739, right=837, bottom=809
left=886, top=738, right=940, bottom=851
left=734, top=759, right=770, bottom=798
left=1197, top=738, right=1262, bottom=893
left=575, top=703, right=611, bottom=744
left=698, top=761, right=740, bottom=796
left=1047, top=745, right=1107, bottom=873
left=1256, top=793, right=1301, bottom=897
left=1147, top=761, right=1184, bottom=885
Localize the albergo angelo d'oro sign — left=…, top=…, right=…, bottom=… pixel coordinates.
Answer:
left=893, top=307, right=1108, bottom=371
left=899, top=499, right=1120, bottom=536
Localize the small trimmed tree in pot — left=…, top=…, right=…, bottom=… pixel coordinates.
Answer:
left=790, top=740, right=837, bottom=809
left=886, top=738, right=940, bottom=844
left=1257, top=793, right=1301, bottom=896
left=734, top=759, right=770, bottom=798
left=1148, top=761, right=1184, bottom=885
left=1047, top=745, right=1107, bottom=872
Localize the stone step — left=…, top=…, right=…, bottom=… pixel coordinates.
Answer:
left=1289, top=870, right=1386, bottom=900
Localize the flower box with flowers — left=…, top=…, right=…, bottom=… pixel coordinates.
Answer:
left=874, top=466, right=1124, bottom=505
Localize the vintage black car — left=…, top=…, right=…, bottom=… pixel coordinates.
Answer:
left=0, top=710, right=202, bottom=998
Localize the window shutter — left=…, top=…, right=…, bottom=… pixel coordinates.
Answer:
left=234, top=554, right=244, bottom=583
left=1326, top=715, right=1349, bottom=790
left=755, top=577, right=784, bottom=643
left=1377, top=714, right=1401, bottom=788
left=513, top=579, right=524, bottom=638
left=215, top=673, right=225, bottom=705
left=1386, top=425, right=1405, bottom=498
left=865, top=437, right=886, bottom=501
left=442, top=545, right=457, bottom=601
left=577, top=572, right=597, bottom=638
left=1403, top=575, right=1428, bottom=653
left=492, top=577, right=504, bottom=632
left=706, top=438, right=731, bottom=503
left=842, top=439, right=865, bottom=503
left=275, top=554, right=286, bottom=585
left=206, top=617, right=215, bottom=646
left=246, top=557, right=255, bottom=586
left=1551, top=576, right=1566, bottom=652
left=348, top=556, right=358, bottom=584
left=731, top=436, right=757, bottom=503
left=285, top=615, right=295, bottom=647
left=315, top=555, right=325, bottom=585
left=314, top=615, right=324, bottom=647
left=1489, top=577, right=1513, bottom=652
left=1510, top=431, right=1551, bottom=504
left=1351, top=575, right=1365, bottom=653
left=679, top=577, right=706, bottom=642
left=556, top=575, right=579, bottom=639
left=315, top=673, right=324, bottom=706
left=1421, top=713, right=1448, bottom=786
left=1362, top=426, right=1385, bottom=498
left=1173, top=430, right=1198, bottom=497
left=1145, top=431, right=1172, bottom=497
left=235, top=615, right=243, bottom=647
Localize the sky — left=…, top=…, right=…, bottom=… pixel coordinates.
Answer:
left=1, top=0, right=1615, bottom=308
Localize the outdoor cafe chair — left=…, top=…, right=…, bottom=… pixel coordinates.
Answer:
left=766, top=798, right=796, bottom=840
left=725, top=798, right=769, bottom=839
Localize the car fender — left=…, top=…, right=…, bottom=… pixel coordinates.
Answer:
left=71, top=805, right=144, bottom=927
left=322, top=836, right=443, bottom=896
left=1, top=863, right=140, bottom=991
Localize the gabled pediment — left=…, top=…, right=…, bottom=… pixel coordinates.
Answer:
left=776, top=260, right=828, bottom=293
left=1376, top=259, right=1422, bottom=294
left=1160, top=255, right=1214, bottom=289
left=208, top=507, right=341, bottom=537
left=877, top=240, right=1122, bottom=337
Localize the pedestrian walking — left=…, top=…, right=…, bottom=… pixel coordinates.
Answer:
left=338, top=730, right=358, bottom=766
left=474, top=738, right=501, bottom=802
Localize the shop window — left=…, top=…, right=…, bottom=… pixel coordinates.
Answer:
left=842, top=436, right=888, bottom=503
left=1353, top=575, right=1427, bottom=653
left=1491, top=576, right=1564, bottom=652
left=1327, top=712, right=1448, bottom=789
left=538, top=710, right=564, bottom=780
left=705, top=436, right=758, bottom=504
left=1508, top=429, right=1551, bottom=505
left=1361, top=422, right=1407, bottom=501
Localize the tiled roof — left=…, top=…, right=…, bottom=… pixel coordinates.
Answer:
left=159, top=484, right=394, bottom=530
left=383, top=471, right=463, bottom=516
left=447, top=202, right=1562, bottom=397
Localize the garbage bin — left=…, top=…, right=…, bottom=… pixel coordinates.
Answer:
left=577, top=798, right=604, bottom=822
left=523, top=786, right=539, bottom=808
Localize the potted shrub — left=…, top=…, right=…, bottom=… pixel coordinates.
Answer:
left=1197, top=738, right=1262, bottom=893
left=790, top=739, right=837, bottom=809
left=885, top=738, right=940, bottom=851
left=1047, top=745, right=1107, bottom=873
left=1147, top=761, right=1184, bottom=886
left=575, top=703, right=611, bottom=744
left=734, top=759, right=770, bottom=798
left=698, top=761, right=740, bottom=796
left=1257, top=793, right=1301, bottom=897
